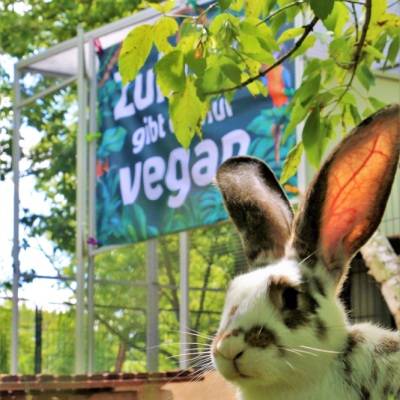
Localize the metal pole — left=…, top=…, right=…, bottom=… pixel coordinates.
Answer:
left=75, top=25, right=88, bottom=374
left=146, top=239, right=159, bottom=372
left=179, top=231, right=190, bottom=369
left=11, top=64, right=21, bottom=375
left=87, top=38, right=97, bottom=374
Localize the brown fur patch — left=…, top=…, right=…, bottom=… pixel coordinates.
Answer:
left=231, top=328, right=244, bottom=337
left=360, top=386, right=370, bottom=399
left=375, top=336, right=400, bottom=355
left=341, top=329, right=365, bottom=385
left=244, top=326, right=277, bottom=348
left=228, top=305, right=238, bottom=318
left=314, top=318, right=327, bottom=339
left=269, top=276, right=296, bottom=309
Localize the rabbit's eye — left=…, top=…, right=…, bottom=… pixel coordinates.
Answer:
left=282, top=287, right=299, bottom=310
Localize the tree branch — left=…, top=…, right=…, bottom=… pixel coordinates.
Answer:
left=361, top=231, right=400, bottom=329
left=205, top=16, right=319, bottom=96
left=258, top=1, right=305, bottom=25
left=327, top=0, right=371, bottom=115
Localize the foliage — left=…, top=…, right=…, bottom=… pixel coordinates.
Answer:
left=120, top=0, right=400, bottom=178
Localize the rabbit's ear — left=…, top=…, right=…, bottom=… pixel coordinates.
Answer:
left=292, top=104, right=400, bottom=287
left=216, top=156, right=293, bottom=266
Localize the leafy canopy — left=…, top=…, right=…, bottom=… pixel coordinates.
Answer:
left=119, top=0, right=400, bottom=181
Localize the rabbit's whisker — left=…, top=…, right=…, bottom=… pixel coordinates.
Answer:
left=299, top=345, right=342, bottom=354
left=285, top=360, right=295, bottom=370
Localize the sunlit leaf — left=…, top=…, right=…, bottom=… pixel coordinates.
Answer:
left=170, top=78, right=207, bottom=147
left=302, top=107, right=324, bottom=167
left=323, top=2, right=349, bottom=35
left=277, top=27, right=304, bottom=44
left=119, top=25, right=153, bottom=85
left=356, top=64, right=375, bottom=91
left=154, top=16, right=179, bottom=53
left=155, top=50, right=185, bottom=97
left=280, top=142, right=303, bottom=184
left=146, top=0, right=175, bottom=13
left=309, top=0, right=334, bottom=20
left=218, top=0, right=233, bottom=10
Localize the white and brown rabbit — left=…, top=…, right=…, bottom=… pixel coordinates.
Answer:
left=212, top=104, right=400, bottom=400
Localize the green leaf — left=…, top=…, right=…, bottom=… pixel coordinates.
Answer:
left=349, top=104, right=361, bottom=125
left=230, top=0, right=244, bottom=11
left=280, top=142, right=304, bottom=184
left=239, top=27, right=274, bottom=64
left=386, top=35, right=400, bottom=65
left=221, top=63, right=242, bottom=84
left=323, top=2, right=349, bottom=35
left=145, top=0, right=175, bottom=13
left=356, top=64, right=375, bottom=91
left=247, top=79, right=268, bottom=97
left=199, top=61, right=241, bottom=93
left=329, top=37, right=353, bottom=65
left=292, top=35, right=316, bottom=57
left=283, top=101, right=308, bottom=141
left=245, top=0, right=265, bottom=18
left=210, top=13, right=240, bottom=48
left=368, top=96, right=386, bottom=110
left=186, top=50, right=206, bottom=76
left=364, top=45, right=384, bottom=60
left=155, top=50, right=185, bottom=97
left=119, top=25, right=154, bottom=85
left=295, top=74, right=321, bottom=106
left=277, top=27, right=304, bottom=45
left=218, top=0, right=233, bottom=10
left=154, top=16, right=178, bottom=54
left=309, top=0, right=334, bottom=20
left=302, top=107, right=324, bottom=167
left=170, top=78, right=207, bottom=148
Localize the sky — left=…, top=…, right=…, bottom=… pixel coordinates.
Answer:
left=0, top=54, right=72, bottom=311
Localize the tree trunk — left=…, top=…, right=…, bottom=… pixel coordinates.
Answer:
left=360, top=231, right=400, bottom=329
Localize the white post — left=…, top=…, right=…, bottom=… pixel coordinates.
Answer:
left=87, top=38, right=97, bottom=374
left=75, top=25, right=88, bottom=374
left=179, top=231, right=190, bottom=369
left=146, top=239, right=159, bottom=372
left=11, top=64, right=21, bottom=375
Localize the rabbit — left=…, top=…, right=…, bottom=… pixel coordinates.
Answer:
left=211, top=104, right=400, bottom=400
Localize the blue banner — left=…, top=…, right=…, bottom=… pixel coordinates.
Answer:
left=96, top=41, right=297, bottom=247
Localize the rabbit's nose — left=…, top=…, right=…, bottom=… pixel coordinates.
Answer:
left=215, top=332, right=245, bottom=361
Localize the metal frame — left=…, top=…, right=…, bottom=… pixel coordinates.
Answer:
left=179, top=232, right=190, bottom=369
left=11, top=65, right=21, bottom=375
left=146, top=239, right=159, bottom=372
left=87, top=37, right=98, bottom=375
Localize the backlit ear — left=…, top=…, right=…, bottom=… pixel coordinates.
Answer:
left=216, top=156, right=293, bottom=266
left=293, top=104, right=400, bottom=286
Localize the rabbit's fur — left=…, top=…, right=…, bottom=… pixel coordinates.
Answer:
left=212, top=104, right=400, bottom=400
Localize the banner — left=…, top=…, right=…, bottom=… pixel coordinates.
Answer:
left=96, top=40, right=297, bottom=247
